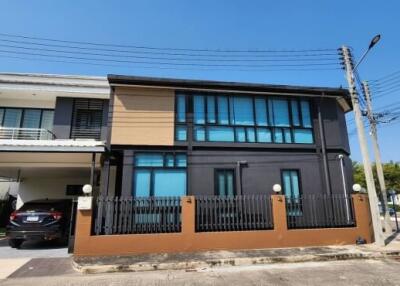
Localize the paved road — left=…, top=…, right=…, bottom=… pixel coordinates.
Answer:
left=0, top=237, right=70, bottom=279
left=0, top=238, right=69, bottom=259
left=1, top=258, right=400, bottom=286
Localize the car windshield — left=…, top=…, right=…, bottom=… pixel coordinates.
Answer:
left=19, top=201, right=68, bottom=212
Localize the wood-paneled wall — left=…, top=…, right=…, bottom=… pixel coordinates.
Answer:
left=110, top=87, right=175, bottom=146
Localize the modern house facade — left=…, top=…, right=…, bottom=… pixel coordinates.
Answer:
left=73, top=74, right=375, bottom=257
left=101, top=75, right=353, bottom=200
left=0, top=73, right=109, bottom=211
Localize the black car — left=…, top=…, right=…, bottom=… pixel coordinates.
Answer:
left=6, top=199, right=72, bottom=248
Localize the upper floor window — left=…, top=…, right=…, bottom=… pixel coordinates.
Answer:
left=175, top=93, right=314, bottom=144
left=70, top=99, right=103, bottom=140
left=0, top=107, right=54, bottom=139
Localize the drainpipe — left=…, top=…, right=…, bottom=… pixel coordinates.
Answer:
left=90, top=153, right=96, bottom=187
left=317, top=98, right=332, bottom=194
left=236, top=161, right=248, bottom=195
left=338, top=154, right=351, bottom=222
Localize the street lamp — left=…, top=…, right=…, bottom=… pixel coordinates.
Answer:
left=352, top=34, right=381, bottom=73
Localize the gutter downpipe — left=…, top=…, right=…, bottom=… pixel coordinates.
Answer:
left=317, top=96, right=332, bottom=195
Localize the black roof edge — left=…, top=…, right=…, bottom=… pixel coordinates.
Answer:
left=107, top=74, right=349, bottom=97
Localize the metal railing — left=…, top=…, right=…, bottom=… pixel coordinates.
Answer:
left=286, top=194, right=355, bottom=229
left=0, top=127, right=56, bottom=140
left=94, top=196, right=182, bottom=235
left=195, top=195, right=273, bottom=232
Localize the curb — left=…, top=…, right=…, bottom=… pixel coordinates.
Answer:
left=72, top=250, right=400, bottom=274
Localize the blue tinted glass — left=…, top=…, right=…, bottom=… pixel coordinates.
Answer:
left=208, top=126, right=235, bottom=142
left=134, top=170, right=151, bottom=197
left=165, top=154, right=174, bottom=167
left=3, top=109, right=22, bottom=128
left=284, top=129, right=292, bottom=143
left=22, top=109, right=41, bottom=129
left=232, top=97, right=254, bottom=125
left=226, top=171, right=234, bottom=196
left=255, top=98, right=268, bottom=126
left=246, top=127, right=256, bottom=142
left=176, top=94, right=186, bottom=123
left=217, top=172, right=226, bottom=196
left=175, top=154, right=187, bottom=167
left=153, top=170, right=186, bottom=196
left=175, top=126, right=187, bottom=141
left=194, top=96, right=205, bottom=124
left=40, top=110, right=54, bottom=131
left=291, top=100, right=300, bottom=126
left=256, top=128, right=272, bottom=143
left=274, top=129, right=283, bottom=143
left=135, top=154, right=164, bottom=167
left=194, top=126, right=205, bottom=141
left=293, top=129, right=313, bottom=143
left=272, top=99, right=290, bottom=127
left=217, top=96, right=229, bottom=124
left=235, top=127, right=246, bottom=142
left=207, top=96, right=216, bottom=123
left=301, top=100, right=312, bottom=127
left=282, top=171, right=292, bottom=198
left=291, top=171, right=300, bottom=198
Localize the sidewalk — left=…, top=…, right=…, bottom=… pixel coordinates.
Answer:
left=73, top=231, right=400, bottom=274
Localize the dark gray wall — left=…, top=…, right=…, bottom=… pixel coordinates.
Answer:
left=53, top=97, right=74, bottom=139
left=189, top=150, right=325, bottom=196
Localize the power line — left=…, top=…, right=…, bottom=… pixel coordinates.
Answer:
left=0, top=32, right=338, bottom=54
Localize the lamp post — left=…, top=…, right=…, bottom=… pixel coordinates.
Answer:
left=341, top=34, right=384, bottom=246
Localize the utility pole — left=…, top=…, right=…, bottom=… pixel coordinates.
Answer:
left=362, top=81, right=392, bottom=233
left=341, top=46, right=385, bottom=246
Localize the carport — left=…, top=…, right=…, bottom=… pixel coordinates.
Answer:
left=0, top=139, right=105, bottom=252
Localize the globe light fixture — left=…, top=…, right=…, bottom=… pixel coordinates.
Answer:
left=272, top=184, right=282, bottom=193
left=352, top=184, right=362, bottom=193
left=82, top=184, right=93, bottom=196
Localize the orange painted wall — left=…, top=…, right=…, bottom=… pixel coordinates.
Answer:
left=74, top=194, right=373, bottom=257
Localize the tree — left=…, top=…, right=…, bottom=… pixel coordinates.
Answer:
left=352, top=161, right=400, bottom=195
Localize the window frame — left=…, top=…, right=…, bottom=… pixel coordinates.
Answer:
left=280, top=169, right=303, bottom=199
left=174, top=92, right=314, bottom=145
left=0, top=107, right=54, bottom=131
left=133, top=152, right=187, bottom=197
left=214, top=168, right=236, bottom=196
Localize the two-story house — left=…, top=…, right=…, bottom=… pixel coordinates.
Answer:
left=0, top=73, right=109, bottom=212
left=100, top=75, right=353, bottom=200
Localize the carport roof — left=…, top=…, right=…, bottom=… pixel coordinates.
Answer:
left=0, top=139, right=105, bottom=152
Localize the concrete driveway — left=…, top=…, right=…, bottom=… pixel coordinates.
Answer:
left=0, top=237, right=70, bottom=279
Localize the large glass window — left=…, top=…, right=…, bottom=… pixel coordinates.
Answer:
left=282, top=170, right=301, bottom=199
left=215, top=169, right=235, bottom=196
left=133, top=153, right=187, bottom=197
left=0, top=107, right=54, bottom=131
left=177, top=93, right=314, bottom=144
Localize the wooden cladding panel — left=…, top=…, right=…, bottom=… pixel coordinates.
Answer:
left=110, top=87, right=175, bottom=146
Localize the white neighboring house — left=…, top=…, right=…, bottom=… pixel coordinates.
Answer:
left=0, top=73, right=109, bottom=210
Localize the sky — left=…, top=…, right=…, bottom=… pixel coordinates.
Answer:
left=0, top=0, right=399, bottom=162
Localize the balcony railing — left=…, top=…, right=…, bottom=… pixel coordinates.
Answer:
left=0, top=127, right=56, bottom=140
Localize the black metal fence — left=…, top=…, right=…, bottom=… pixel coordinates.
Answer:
left=286, top=194, right=355, bottom=229
left=195, top=195, right=273, bottom=232
left=94, top=196, right=182, bottom=235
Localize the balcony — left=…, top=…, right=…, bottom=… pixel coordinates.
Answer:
left=0, top=127, right=56, bottom=140
left=0, top=127, right=105, bottom=152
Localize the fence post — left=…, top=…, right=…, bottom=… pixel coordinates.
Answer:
left=74, top=209, right=93, bottom=255
left=271, top=195, right=287, bottom=232
left=181, top=196, right=195, bottom=235
left=352, top=193, right=374, bottom=243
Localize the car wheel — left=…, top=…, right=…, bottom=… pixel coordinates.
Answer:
left=8, top=239, right=24, bottom=248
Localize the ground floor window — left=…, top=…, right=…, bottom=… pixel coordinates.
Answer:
left=215, top=169, right=235, bottom=196
left=133, top=153, right=187, bottom=197
left=282, top=170, right=301, bottom=199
